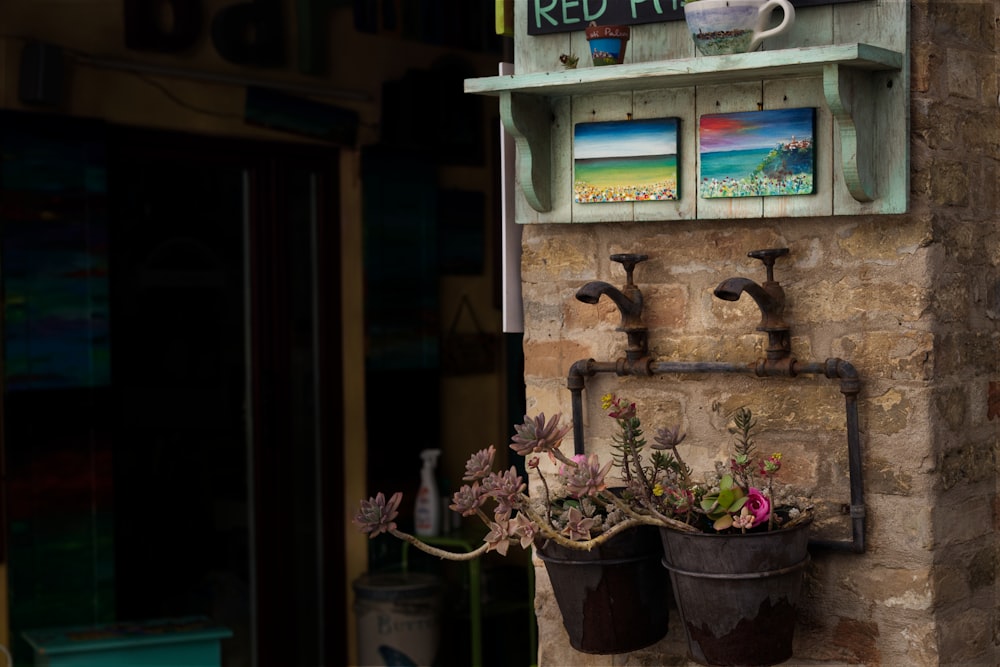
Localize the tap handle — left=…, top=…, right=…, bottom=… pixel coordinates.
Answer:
left=747, top=248, right=789, bottom=282
left=610, top=253, right=648, bottom=286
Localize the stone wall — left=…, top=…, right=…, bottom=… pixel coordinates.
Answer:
left=914, top=0, right=1000, bottom=663
left=521, top=1, right=998, bottom=665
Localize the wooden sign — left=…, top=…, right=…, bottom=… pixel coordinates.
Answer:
left=528, top=0, right=861, bottom=35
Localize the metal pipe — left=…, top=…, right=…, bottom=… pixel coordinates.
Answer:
left=566, top=355, right=866, bottom=553
left=568, top=357, right=650, bottom=454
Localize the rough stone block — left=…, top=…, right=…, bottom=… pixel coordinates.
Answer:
left=836, top=331, right=934, bottom=381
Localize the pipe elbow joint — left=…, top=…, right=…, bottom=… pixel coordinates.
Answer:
left=567, top=358, right=594, bottom=390
left=825, top=358, right=860, bottom=394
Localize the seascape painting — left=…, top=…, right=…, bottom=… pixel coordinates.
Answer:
left=574, top=118, right=680, bottom=203
left=699, top=108, right=816, bottom=198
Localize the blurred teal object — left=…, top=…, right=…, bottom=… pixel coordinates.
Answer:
left=22, top=616, right=231, bottom=667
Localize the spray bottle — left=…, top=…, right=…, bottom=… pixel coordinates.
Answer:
left=415, top=449, right=442, bottom=537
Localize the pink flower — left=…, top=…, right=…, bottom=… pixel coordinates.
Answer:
left=746, top=488, right=770, bottom=527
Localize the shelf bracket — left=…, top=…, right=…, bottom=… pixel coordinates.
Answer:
left=500, top=92, right=552, bottom=212
left=823, top=63, right=876, bottom=202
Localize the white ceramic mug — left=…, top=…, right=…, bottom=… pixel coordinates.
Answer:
left=683, top=0, right=796, bottom=56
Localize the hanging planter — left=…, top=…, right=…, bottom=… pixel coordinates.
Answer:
left=659, top=515, right=812, bottom=666
left=537, top=525, right=670, bottom=654
left=353, top=392, right=825, bottom=664
left=585, top=23, right=630, bottom=65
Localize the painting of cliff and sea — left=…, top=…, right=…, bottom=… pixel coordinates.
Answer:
left=573, top=117, right=680, bottom=203
left=699, top=108, right=816, bottom=198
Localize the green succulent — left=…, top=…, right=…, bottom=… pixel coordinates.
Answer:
left=700, top=474, right=747, bottom=531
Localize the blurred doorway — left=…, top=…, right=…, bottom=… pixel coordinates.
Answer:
left=108, top=128, right=345, bottom=666
left=0, top=115, right=345, bottom=666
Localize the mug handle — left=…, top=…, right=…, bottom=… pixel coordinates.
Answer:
left=749, top=0, right=796, bottom=52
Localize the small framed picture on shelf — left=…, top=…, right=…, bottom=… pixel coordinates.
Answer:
left=573, top=117, right=681, bottom=204
left=699, top=108, right=816, bottom=199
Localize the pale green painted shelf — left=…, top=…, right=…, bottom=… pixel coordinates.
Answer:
left=465, top=44, right=905, bottom=213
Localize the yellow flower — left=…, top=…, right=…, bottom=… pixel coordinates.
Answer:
left=653, top=483, right=664, bottom=497
left=601, top=393, right=613, bottom=410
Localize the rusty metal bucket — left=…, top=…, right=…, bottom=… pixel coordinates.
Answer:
left=537, top=526, right=670, bottom=654
left=659, top=519, right=811, bottom=666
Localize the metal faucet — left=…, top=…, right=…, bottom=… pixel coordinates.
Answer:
left=714, top=248, right=791, bottom=360
left=576, top=254, right=649, bottom=362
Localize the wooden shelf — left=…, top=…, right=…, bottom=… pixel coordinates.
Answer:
left=465, top=43, right=902, bottom=97
left=465, top=44, right=904, bottom=213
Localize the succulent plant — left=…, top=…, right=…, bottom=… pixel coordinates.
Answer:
left=510, top=412, right=573, bottom=456
left=353, top=400, right=809, bottom=562
left=700, top=474, right=748, bottom=531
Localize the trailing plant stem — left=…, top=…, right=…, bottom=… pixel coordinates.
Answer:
left=389, top=528, right=490, bottom=560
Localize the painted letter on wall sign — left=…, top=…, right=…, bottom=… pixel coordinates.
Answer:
left=529, top=0, right=859, bottom=34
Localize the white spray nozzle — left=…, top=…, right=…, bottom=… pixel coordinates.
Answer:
left=420, top=449, right=442, bottom=467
